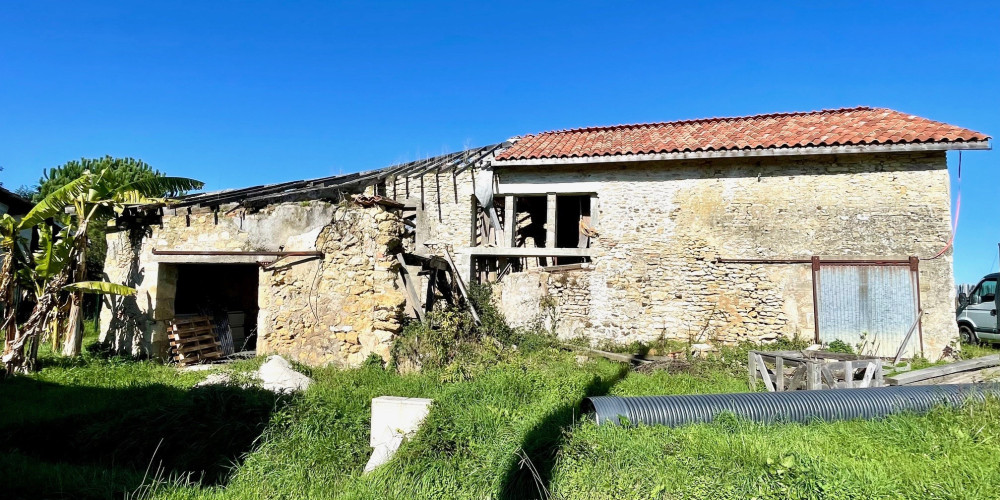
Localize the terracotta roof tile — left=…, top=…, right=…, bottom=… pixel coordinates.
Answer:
left=495, top=107, right=990, bottom=161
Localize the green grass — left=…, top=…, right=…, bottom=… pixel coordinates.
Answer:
left=3, top=327, right=1000, bottom=499
left=958, top=341, right=1000, bottom=360
left=552, top=400, right=1000, bottom=500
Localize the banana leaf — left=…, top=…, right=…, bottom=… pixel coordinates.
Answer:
left=116, top=176, right=204, bottom=199
left=19, top=174, right=91, bottom=229
left=63, top=281, right=136, bottom=296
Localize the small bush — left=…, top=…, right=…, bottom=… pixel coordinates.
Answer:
left=826, top=339, right=854, bottom=354
left=392, top=305, right=478, bottom=371
left=391, top=283, right=547, bottom=374
left=467, top=282, right=516, bottom=343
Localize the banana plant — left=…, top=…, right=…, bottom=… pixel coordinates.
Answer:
left=0, top=214, right=29, bottom=355
left=3, top=168, right=201, bottom=372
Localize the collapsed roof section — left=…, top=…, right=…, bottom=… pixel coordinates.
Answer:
left=162, top=142, right=508, bottom=211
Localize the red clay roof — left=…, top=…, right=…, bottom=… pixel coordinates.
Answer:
left=494, top=107, right=990, bottom=161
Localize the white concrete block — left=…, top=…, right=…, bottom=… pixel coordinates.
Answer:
left=364, top=396, right=433, bottom=473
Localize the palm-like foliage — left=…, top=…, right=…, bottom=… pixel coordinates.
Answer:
left=30, top=224, right=73, bottom=289
left=3, top=166, right=203, bottom=371
left=19, top=169, right=204, bottom=232
left=17, top=176, right=90, bottom=229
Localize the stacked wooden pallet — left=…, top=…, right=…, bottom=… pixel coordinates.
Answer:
left=168, top=316, right=222, bottom=366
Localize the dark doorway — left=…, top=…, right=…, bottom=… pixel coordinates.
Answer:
left=556, top=195, right=591, bottom=249
left=175, top=264, right=260, bottom=352
left=556, top=195, right=592, bottom=265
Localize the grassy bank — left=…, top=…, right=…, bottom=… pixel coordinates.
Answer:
left=2, top=331, right=999, bottom=499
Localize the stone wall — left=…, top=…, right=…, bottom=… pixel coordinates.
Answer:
left=488, top=152, right=956, bottom=359
left=99, top=201, right=406, bottom=366
left=387, top=169, right=477, bottom=277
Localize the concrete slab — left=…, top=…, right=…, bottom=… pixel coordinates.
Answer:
left=364, top=396, right=433, bottom=473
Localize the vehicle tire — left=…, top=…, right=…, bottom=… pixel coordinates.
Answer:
left=959, top=324, right=978, bottom=344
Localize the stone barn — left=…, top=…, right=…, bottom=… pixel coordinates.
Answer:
left=100, top=107, right=990, bottom=364
left=99, top=145, right=507, bottom=365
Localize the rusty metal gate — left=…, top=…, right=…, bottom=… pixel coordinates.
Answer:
left=813, top=257, right=921, bottom=358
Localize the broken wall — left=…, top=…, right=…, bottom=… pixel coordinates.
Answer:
left=100, top=201, right=407, bottom=366
left=387, top=168, right=478, bottom=286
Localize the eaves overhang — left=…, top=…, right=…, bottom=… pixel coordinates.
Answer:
left=492, top=140, right=991, bottom=167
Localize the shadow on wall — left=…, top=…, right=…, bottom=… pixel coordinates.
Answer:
left=0, top=376, right=287, bottom=500
left=101, top=227, right=150, bottom=357
left=498, top=363, right=631, bottom=499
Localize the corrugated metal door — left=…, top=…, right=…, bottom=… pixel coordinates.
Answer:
left=817, top=265, right=919, bottom=358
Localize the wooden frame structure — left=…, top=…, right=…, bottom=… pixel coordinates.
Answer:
left=748, top=350, right=884, bottom=392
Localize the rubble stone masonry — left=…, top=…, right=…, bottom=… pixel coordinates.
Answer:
left=489, top=152, right=956, bottom=359
left=100, top=201, right=406, bottom=366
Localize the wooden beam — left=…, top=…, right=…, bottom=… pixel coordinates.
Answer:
left=545, top=192, right=557, bottom=249
left=893, top=309, right=924, bottom=364
left=564, top=344, right=652, bottom=365
left=443, top=247, right=480, bottom=325
left=461, top=247, right=593, bottom=258
left=756, top=354, right=775, bottom=392
left=775, top=356, right=784, bottom=392
left=395, top=254, right=424, bottom=321
left=503, top=195, right=516, bottom=248
left=887, top=355, right=1000, bottom=386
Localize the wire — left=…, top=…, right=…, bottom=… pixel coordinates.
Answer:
left=925, top=152, right=962, bottom=260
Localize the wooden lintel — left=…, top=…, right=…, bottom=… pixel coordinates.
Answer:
left=461, top=247, right=593, bottom=258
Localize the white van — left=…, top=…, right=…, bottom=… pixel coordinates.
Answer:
left=957, top=273, right=999, bottom=343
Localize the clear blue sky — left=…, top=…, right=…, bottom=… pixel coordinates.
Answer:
left=1, top=1, right=997, bottom=283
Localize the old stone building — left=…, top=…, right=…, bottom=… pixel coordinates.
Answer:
left=99, top=146, right=506, bottom=366
left=101, top=107, right=990, bottom=364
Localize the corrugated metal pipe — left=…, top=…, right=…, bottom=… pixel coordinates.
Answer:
left=583, top=384, right=1000, bottom=427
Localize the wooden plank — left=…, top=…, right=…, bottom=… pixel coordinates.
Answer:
left=173, top=339, right=218, bottom=349
left=892, top=309, right=924, bottom=364
left=395, top=254, right=424, bottom=321
left=177, top=347, right=220, bottom=358
left=169, top=329, right=215, bottom=339
left=169, top=333, right=217, bottom=344
left=843, top=361, right=853, bottom=389
left=545, top=193, right=557, bottom=250
left=176, top=343, right=220, bottom=355
left=443, top=247, right=481, bottom=325
left=789, top=366, right=806, bottom=390
left=775, top=356, right=784, bottom=392
left=756, top=354, right=775, bottom=392
left=503, top=195, right=515, bottom=248
left=170, top=325, right=214, bottom=334
left=807, top=363, right=821, bottom=390
left=907, top=366, right=1000, bottom=385
left=748, top=351, right=757, bottom=390
left=169, top=326, right=214, bottom=335
left=170, top=322, right=212, bottom=331
left=178, top=352, right=220, bottom=363
left=564, top=343, right=652, bottom=365
left=860, top=361, right=876, bottom=388
left=464, top=247, right=593, bottom=258
left=821, top=365, right=837, bottom=389
left=887, top=355, right=1000, bottom=386
left=753, top=350, right=810, bottom=364
left=169, top=316, right=212, bottom=326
